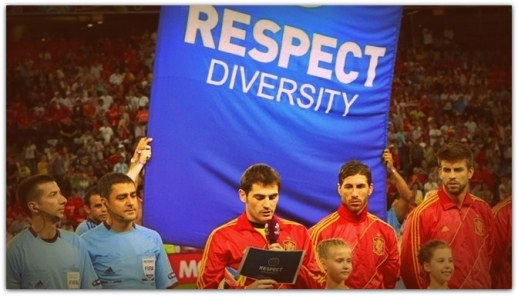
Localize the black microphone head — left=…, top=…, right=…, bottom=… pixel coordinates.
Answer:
left=265, top=218, right=280, bottom=245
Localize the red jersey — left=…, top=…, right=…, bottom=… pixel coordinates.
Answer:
left=491, top=197, right=512, bottom=289
left=309, top=204, right=400, bottom=289
left=196, top=213, right=323, bottom=289
left=400, top=187, right=494, bottom=289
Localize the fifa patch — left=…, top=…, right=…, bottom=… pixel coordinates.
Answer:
left=373, top=236, right=385, bottom=256
left=142, top=257, right=156, bottom=281
left=66, top=271, right=80, bottom=289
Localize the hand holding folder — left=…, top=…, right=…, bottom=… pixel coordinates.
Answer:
left=236, top=247, right=304, bottom=284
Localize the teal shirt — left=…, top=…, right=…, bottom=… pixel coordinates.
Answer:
left=6, top=228, right=101, bottom=289
left=81, top=223, right=177, bottom=289
left=75, top=219, right=99, bottom=236
left=387, top=207, right=402, bottom=237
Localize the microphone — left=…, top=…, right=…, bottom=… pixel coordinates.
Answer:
left=265, top=218, right=280, bottom=245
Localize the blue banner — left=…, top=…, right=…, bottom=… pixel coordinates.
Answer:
left=145, top=5, right=402, bottom=247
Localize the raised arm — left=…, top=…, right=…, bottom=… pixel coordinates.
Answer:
left=383, top=149, right=414, bottom=223
left=126, top=137, right=152, bottom=184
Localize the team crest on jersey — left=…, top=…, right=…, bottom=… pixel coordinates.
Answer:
left=283, top=239, right=297, bottom=250
left=474, top=217, right=486, bottom=236
left=373, top=236, right=385, bottom=256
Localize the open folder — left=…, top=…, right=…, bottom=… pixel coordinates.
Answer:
left=236, top=247, right=305, bottom=284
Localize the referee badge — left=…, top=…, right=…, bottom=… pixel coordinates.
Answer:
left=142, top=257, right=156, bottom=281
left=67, top=271, right=80, bottom=289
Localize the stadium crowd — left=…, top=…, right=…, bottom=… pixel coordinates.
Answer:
left=5, top=11, right=512, bottom=248
left=6, top=29, right=157, bottom=239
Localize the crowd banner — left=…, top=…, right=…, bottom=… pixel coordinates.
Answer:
left=146, top=5, right=402, bottom=247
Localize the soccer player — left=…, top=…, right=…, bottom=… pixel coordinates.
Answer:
left=400, top=143, right=494, bottom=288
left=197, top=163, right=323, bottom=289
left=309, top=160, right=400, bottom=289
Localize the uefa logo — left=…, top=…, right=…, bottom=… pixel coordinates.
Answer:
left=268, top=257, right=280, bottom=267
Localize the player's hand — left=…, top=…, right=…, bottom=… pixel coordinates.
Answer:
left=268, top=243, right=284, bottom=251
left=246, top=278, right=278, bottom=289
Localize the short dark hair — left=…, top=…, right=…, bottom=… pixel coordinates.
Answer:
left=435, top=142, right=474, bottom=169
left=239, top=164, right=281, bottom=195
left=83, top=186, right=100, bottom=207
left=418, top=239, right=450, bottom=265
left=97, top=173, right=135, bottom=199
left=338, top=160, right=371, bottom=186
left=16, top=174, right=56, bottom=216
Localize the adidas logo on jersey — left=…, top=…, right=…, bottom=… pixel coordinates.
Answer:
left=104, top=267, right=115, bottom=275
left=440, top=225, right=450, bottom=232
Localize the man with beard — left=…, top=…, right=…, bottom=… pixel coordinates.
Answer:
left=75, top=187, right=108, bottom=235
left=400, top=143, right=494, bottom=289
left=81, top=173, right=177, bottom=289
left=309, top=160, right=400, bottom=289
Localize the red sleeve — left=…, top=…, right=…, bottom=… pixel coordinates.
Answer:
left=296, top=265, right=325, bottom=289
left=294, top=229, right=325, bottom=288
left=196, top=230, right=228, bottom=289
left=490, top=200, right=511, bottom=288
left=400, top=209, right=427, bottom=289
left=381, top=226, right=401, bottom=288
left=485, top=203, right=496, bottom=266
